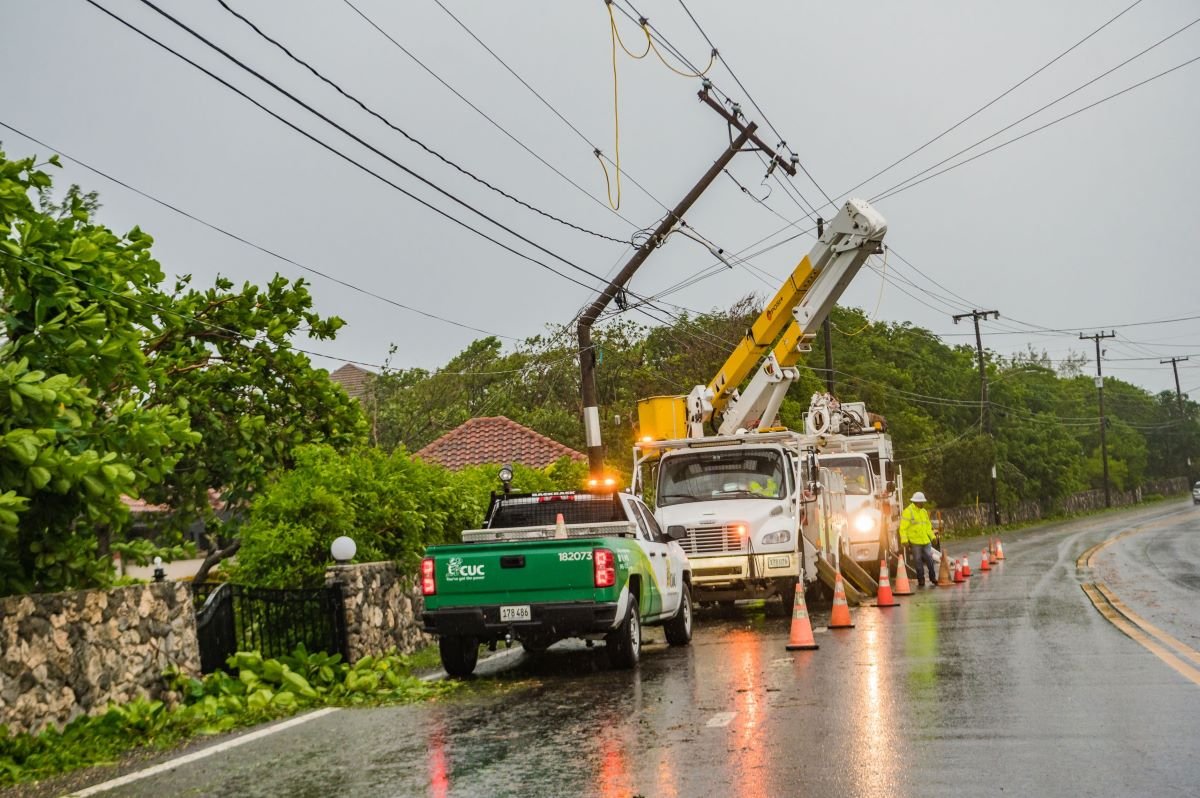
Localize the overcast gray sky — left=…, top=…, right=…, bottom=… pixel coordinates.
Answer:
left=3, top=0, right=1198, bottom=398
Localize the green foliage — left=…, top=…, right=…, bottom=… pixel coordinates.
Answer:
left=0, top=645, right=457, bottom=786
left=233, top=447, right=588, bottom=588
left=364, top=300, right=1198, bottom=517
left=0, top=149, right=365, bottom=595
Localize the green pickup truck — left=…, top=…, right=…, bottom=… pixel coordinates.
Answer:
left=421, top=489, right=693, bottom=676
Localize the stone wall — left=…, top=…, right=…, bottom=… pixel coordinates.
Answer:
left=325, top=562, right=429, bottom=663
left=0, top=582, right=200, bottom=735
left=938, top=477, right=1191, bottom=533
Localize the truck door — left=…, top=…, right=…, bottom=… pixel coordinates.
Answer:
left=628, top=498, right=676, bottom=620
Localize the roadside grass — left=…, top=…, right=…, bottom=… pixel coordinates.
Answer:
left=0, top=645, right=460, bottom=788
left=938, top=491, right=1187, bottom=543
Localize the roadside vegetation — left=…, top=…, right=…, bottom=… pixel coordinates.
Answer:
left=1, top=146, right=1195, bottom=597
left=0, top=645, right=459, bottom=787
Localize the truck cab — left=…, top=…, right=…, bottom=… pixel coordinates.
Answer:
left=636, top=431, right=840, bottom=609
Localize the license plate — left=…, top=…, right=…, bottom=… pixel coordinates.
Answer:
left=500, top=605, right=531, bottom=622
left=767, top=555, right=791, bottom=569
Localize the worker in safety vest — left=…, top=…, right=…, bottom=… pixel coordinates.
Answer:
left=900, top=492, right=936, bottom=587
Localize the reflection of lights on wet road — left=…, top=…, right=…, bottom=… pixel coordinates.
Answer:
left=427, top=725, right=449, bottom=798
left=597, top=735, right=631, bottom=798
left=727, top=629, right=773, bottom=798
left=851, top=619, right=897, bottom=797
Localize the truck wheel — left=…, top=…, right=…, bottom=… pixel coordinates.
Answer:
left=520, top=633, right=555, bottom=654
left=438, top=635, right=479, bottom=678
left=777, top=581, right=797, bottom=615
left=664, top=585, right=693, bottom=646
left=606, top=595, right=641, bottom=668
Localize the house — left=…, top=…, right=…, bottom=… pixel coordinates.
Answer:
left=415, top=416, right=586, bottom=471
left=328, top=363, right=374, bottom=401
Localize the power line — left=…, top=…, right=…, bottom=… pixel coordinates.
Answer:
left=833, top=0, right=1148, bottom=204
left=429, top=0, right=679, bottom=220
left=872, top=15, right=1200, bottom=203
left=86, top=0, right=611, bottom=297
left=670, top=0, right=836, bottom=207
left=215, top=0, right=628, bottom=245
left=336, top=0, right=641, bottom=231
left=0, top=119, right=522, bottom=342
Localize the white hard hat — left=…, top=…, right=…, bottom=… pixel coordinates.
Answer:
left=911, top=491, right=927, bottom=503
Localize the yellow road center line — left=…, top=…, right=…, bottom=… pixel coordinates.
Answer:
left=1081, top=583, right=1200, bottom=689
left=1094, top=583, right=1200, bottom=668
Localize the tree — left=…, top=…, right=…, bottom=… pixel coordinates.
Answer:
left=0, top=151, right=195, bottom=593
left=0, top=150, right=365, bottom=594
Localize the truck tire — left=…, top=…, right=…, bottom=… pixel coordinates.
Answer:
left=664, top=585, right=693, bottom=646
left=606, top=595, right=641, bottom=668
left=520, top=633, right=555, bottom=654
left=776, top=580, right=797, bottom=615
left=438, top=635, right=479, bottom=678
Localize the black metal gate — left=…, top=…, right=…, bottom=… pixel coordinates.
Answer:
left=193, top=584, right=347, bottom=673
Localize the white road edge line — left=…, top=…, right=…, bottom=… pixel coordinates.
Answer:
left=705, top=712, right=736, bottom=728
left=63, top=707, right=341, bottom=797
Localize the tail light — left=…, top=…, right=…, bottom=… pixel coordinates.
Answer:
left=593, top=548, right=616, bottom=588
left=421, top=557, right=436, bottom=596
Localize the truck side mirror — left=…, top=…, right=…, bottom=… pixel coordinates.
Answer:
left=662, top=524, right=688, bottom=542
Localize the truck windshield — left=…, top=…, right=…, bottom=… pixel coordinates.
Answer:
left=822, top=457, right=872, bottom=496
left=658, top=450, right=787, bottom=506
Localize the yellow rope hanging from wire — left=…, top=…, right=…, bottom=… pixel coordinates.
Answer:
left=598, top=2, right=719, bottom=210
left=834, top=246, right=888, bottom=337
left=646, top=30, right=716, bottom=78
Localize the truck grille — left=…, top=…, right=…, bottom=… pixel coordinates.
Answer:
left=681, top=525, right=747, bottom=555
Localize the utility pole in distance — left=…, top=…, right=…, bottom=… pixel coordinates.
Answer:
left=953, top=309, right=1001, bottom=524
left=1161, top=356, right=1189, bottom=477
left=577, top=86, right=797, bottom=477
left=1081, top=331, right=1117, bottom=507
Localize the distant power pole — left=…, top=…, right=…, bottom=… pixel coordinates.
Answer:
left=1081, top=331, right=1117, bottom=507
left=953, top=309, right=1001, bottom=524
left=1161, top=356, right=1189, bottom=478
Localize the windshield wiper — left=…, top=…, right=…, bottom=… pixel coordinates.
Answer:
left=659, top=493, right=701, bottom=504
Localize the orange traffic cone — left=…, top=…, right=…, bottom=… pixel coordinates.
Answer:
left=785, top=579, right=819, bottom=650
left=961, top=555, right=972, bottom=578
left=875, top=559, right=899, bottom=607
left=994, top=538, right=1005, bottom=561
left=829, top=572, right=855, bottom=628
left=554, top=513, right=568, bottom=539
left=980, top=549, right=991, bottom=571
left=937, top=549, right=953, bottom=586
left=892, top=552, right=914, bottom=596
left=953, top=557, right=965, bottom=583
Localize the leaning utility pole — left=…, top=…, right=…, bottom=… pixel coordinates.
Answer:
left=953, top=309, right=1001, bottom=524
left=577, top=86, right=797, bottom=476
left=1081, top=331, right=1116, bottom=507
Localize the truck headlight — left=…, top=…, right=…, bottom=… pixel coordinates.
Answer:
left=853, top=512, right=876, bottom=534
left=761, top=529, right=791, bottom=545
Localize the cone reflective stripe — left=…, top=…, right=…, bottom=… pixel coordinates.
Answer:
left=980, top=549, right=991, bottom=571
left=874, top=559, right=898, bottom=607
left=892, top=552, right=914, bottom=596
left=829, top=572, right=855, bottom=628
left=785, top=579, right=819, bottom=650
left=554, top=513, right=568, bottom=539
left=994, top=538, right=1005, bottom=560
left=953, top=557, right=965, bottom=583
left=961, top=555, right=972, bottom=578
left=937, top=549, right=953, bottom=586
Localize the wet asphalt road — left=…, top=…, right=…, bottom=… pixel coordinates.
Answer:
left=94, top=500, right=1200, bottom=798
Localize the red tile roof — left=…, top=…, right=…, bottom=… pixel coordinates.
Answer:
left=415, top=416, right=585, bottom=471
left=328, top=363, right=374, bottom=400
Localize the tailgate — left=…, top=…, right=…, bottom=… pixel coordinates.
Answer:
left=426, top=539, right=606, bottom=606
